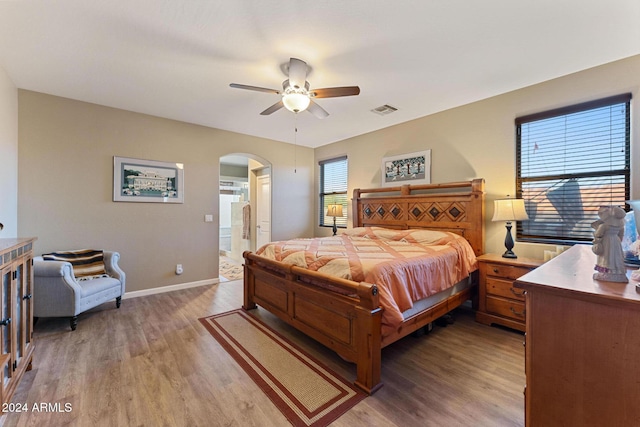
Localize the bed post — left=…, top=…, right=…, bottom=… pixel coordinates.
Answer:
left=242, top=251, right=257, bottom=310
left=468, top=178, right=486, bottom=257
left=354, top=282, right=383, bottom=394
left=352, top=188, right=362, bottom=228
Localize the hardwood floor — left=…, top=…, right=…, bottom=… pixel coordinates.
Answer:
left=3, top=281, right=524, bottom=426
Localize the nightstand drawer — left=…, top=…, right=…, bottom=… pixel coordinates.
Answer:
left=485, top=262, right=532, bottom=280
left=486, top=277, right=526, bottom=301
left=486, top=296, right=526, bottom=321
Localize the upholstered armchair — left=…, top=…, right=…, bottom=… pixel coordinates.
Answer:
left=33, top=250, right=125, bottom=330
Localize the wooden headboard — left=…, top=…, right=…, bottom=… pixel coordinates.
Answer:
left=352, top=178, right=485, bottom=256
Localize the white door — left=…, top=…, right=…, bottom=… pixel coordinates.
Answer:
left=256, top=174, right=271, bottom=249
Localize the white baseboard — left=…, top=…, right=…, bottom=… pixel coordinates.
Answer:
left=123, top=278, right=220, bottom=300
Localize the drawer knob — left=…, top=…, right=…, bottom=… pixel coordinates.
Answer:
left=493, top=268, right=499, bottom=273
left=510, top=288, right=525, bottom=297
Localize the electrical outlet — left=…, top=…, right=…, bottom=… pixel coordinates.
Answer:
left=175, top=264, right=183, bottom=275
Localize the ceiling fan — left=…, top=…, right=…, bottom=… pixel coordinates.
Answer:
left=230, top=57, right=360, bottom=119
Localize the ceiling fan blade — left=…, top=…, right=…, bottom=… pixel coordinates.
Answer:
left=310, top=86, right=360, bottom=98
left=287, top=58, right=308, bottom=89
left=260, top=100, right=284, bottom=115
left=307, top=100, right=329, bottom=119
left=230, top=83, right=280, bottom=94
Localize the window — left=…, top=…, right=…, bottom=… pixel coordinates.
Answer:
left=516, top=94, right=631, bottom=244
left=319, top=156, right=348, bottom=228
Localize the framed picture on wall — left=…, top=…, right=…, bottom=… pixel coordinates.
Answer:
left=113, top=156, right=184, bottom=203
left=381, top=150, right=431, bottom=187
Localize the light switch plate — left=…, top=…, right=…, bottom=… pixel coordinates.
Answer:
left=204, top=214, right=214, bottom=222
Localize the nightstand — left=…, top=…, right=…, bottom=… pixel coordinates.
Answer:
left=475, top=253, right=543, bottom=332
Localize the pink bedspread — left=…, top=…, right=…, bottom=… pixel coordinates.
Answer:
left=256, top=227, right=477, bottom=336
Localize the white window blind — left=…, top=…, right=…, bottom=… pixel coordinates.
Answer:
left=516, top=94, right=631, bottom=244
left=319, top=156, right=348, bottom=228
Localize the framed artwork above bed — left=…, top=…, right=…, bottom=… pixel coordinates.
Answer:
left=381, top=150, right=431, bottom=187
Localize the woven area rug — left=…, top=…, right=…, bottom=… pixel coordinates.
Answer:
left=219, top=259, right=243, bottom=281
left=199, top=309, right=366, bottom=426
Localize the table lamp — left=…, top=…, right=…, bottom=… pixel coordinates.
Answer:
left=326, top=204, right=343, bottom=236
left=492, top=198, right=529, bottom=258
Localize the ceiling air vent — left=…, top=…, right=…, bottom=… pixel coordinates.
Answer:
left=371, top=104, right=398, bottom=116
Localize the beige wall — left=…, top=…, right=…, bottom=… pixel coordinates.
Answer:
left=0, top=66, right=18, bottom=237
left=315, top=55, right=640, bottom=259
left=18, top=90, right=314, bottom=292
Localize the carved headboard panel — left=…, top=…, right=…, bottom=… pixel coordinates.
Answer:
left=352, top=178, right=485, bottom=256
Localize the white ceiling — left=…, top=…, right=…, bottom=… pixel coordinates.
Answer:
left=1, top=1, right=639, bottom=148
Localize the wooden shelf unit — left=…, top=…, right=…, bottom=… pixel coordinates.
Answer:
left=0, top=238, right=36, bottom=405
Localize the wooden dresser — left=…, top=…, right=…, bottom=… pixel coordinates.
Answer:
left=515, top=244, right=640, bottom=427
left=0, top=238, right=36, bottom=405
left=475, top=253, right=543, bottom=332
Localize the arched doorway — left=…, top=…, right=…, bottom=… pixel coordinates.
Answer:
left=219, top=153, right=271, bottom=281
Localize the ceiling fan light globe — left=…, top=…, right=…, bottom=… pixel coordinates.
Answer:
left=282, top=93, right=310, bottom=113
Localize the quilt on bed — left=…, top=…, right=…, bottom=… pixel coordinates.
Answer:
left=256, top=227, right=478, bottom=336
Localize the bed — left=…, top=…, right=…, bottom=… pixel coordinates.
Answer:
left=243, top=178, right=485, bottom=394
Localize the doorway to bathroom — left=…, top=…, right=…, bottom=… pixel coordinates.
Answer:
left=219, top=154, right=271, bottom=281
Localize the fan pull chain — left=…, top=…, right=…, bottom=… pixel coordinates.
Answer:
left=293, top=113, right=298, bottom=173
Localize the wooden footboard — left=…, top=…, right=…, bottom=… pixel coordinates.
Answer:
left=243, top=251, right=384, bottom=394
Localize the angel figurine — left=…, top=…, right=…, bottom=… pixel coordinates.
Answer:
left=592, top=206, right=628, bottom=282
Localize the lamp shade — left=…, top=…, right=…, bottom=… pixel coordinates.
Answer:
left=492, top=198, right=529, bottom=222
left=326, top=204, right=343, bottom=217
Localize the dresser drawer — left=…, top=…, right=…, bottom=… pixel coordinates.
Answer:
left=486, top=277, right=526, bottom=301
left=486, top=296, right=526, bottom=321
left=485, top=262, right=532, bottom=280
